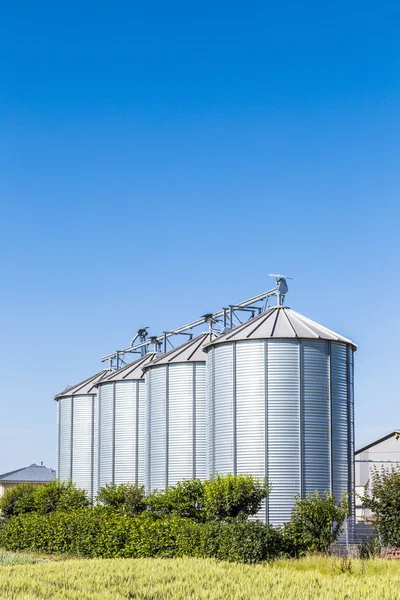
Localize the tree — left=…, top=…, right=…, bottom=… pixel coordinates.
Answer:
left=360, top=465, right=400, bottom=546
left=287, top=491, right=348, bottom=554
left=0, top=483, right=37, bottom=519
left=148, top=479, right=205, bottom=521
left=203, top=474, right=270, bottom=521
left=97, top=483, right=147, bottom=516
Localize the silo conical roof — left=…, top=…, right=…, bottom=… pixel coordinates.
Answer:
left=54, top=369, right=111, bottom=399
left=144, top=332, right=213, bottom=369
left=204, top=306, right=357, bottom=350
left=98, top=352, right=158, bottom=383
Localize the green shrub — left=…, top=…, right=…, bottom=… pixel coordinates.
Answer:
left=0, top=510, right=284, bottom=563
left=97, top=483, right=147, bottom=516
left=203, top=474, right=270, bottom=521
left=0, top=483, right=37, bottom=519
left=33, top=480, right=91, bottom=514
left=148, top=479, right=205, bottom=521
left=199, top=519, right=285, bottom=563
left=286, top=492, right=349, bottom=554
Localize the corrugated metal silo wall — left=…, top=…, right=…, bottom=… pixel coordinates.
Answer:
left=206, top=339, right=354, bottom=525
left=145, top=362, right=206, bottom=493
left=57, top=395, right=97, bottom=498
left=97, top=380, right=145, bottom=492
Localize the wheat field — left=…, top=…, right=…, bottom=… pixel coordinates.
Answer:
left=0, top=555, right=399, bottom=599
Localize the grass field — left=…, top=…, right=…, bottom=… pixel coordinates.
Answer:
left=0, top=554, right=399, bottom=599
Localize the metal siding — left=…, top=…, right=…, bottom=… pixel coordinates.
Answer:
left=206, top=348, right=214, bottom=478
left=236, top=341, right=266, bottom=519
left=301, top=341, right=331, bottom=495
left=348, top=347, right=355, bottom=516
left=93, top=396, right=98, bottom=495
left=168, top=364, right=194, bottom=485
left=58, top=397, right=72, bottom=481
left=267, top=340, right=301, bottom=525
left=71, top=395, right=93, bottom=494
left=114, top=381, right=136, bottom=484
left=195, top=363, right=207, bottom=481
left=331, top=343, right=349, bottom=502
left=147, top=366, right=167, bottom=491
left=213, top=344, right=234, bottom=474
left=98, top=383, right=114, bottom=488
left=137, top=381, right=146, bottom=486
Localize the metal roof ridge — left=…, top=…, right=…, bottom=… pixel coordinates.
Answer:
left=290, top=309, right=356, bottom=346
left=282, top=309, right=298, bottom=336
left=145, top=332, right=208, bottom=367
left=54, top=369, right=109, bottom=399
left=119, top=353, right=155, bottom=380
left=185, top=332, right=209, bottom=361
left=243, top=306, right=279, bottom=339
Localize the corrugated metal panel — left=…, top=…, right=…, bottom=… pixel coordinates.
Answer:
left=168, top=364, right=193, bottom=485
left=348, top=347, right=355, bottom=516
left=98, top=383, right=114, bottom=488
left=137, top=381, right=146, bottom=486
left=206, top=347, right=214, bottom=478
left=236, top=341, right=265, bottom=477
left=147, top=366, right=167, bottom=491
left=114, top=381, right=136, bottom=484
left=236, top=341, right=266, bottom=519
left=71, top=396, right=93, bottom=494
left=195, top=364, right=207, bottom=480
left=213, top=344, right=234, bottom=474
left=93, top=396, right=98, bottom=495
left=331, top=343, right=349, bottom=502
left=58, top=397, right=72, bottom=481
left=267, top=340, right=301, bottom=525
left=301, top=341, right=331, bottom=495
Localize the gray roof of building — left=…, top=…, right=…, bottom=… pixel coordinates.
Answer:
left=97, top=353, right=158, bottom=383
left=54, top=369, right=111, bottom=399
left=204, top=306, right=357, bottom=349
left=144, top=332, right=213, bottom=369
left=355, top=431, right=400, bottom=455
left=0, top=464, right=56, bottom=483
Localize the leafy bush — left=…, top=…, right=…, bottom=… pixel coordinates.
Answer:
left=199, top=519, right=285, bottom=563
left=286, top=492, right=348, bottom=554
left=360, top=466, right=400, bottom=547
left=97, top=483, right=147, bottom=516
left=0, top=480, right=90, bottom=521
left=148, top=479, right=205, bottom=521
left=33, top=480, right=91, bottom=514
left=0, top=510, right=284, bottom=563
left=203, top=474, right=270, bottom=521
left=0, top=483, right=37, bottom=519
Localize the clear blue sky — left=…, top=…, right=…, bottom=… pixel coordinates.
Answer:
left=0, top=1, right=399, bottom=473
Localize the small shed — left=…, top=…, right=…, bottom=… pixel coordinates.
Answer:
left=0, top=463, right=56, bottom=498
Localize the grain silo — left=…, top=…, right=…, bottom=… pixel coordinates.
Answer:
left=96, top=353, right=157, bottom=491
left=144, top=333, right=212, bottom=492
left=55, top=370, right=110, bottom=497
left=204, top=305, right=356, bottom=525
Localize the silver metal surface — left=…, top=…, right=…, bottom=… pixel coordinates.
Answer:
left=301, top=341, right=330, bottom=496
left=57, top=393, right=97, bottom=497
left=145, top=334, right=208, bottom=492
left=71, top=396, right=93, bottom=493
